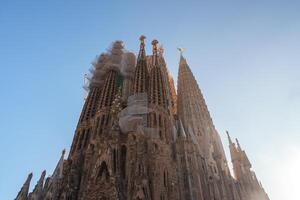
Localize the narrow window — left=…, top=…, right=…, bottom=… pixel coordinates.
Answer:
left=98, top=161, right=109, bottom=181
left=112, top=148, right=117, bottom=174
left=120, top=145, right=127, bottom=178
left=163, top=170, right=167, bottom=187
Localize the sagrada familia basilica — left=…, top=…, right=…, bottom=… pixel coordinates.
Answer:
left=15, top=36, right=270, bottom=200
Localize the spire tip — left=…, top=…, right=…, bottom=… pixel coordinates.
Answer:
left=226, top=130, right=233, bottom=144
left=177, top=47, right=184, bottom=56
left=151, top=39, right=159, bottom=46
left=139, top=35, right=146, bottom=41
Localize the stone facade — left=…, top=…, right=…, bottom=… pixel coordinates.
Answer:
left=15, top=36, right=269, bottom=200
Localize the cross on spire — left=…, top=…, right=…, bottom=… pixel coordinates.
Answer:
left=177, top=47, right=184, bottom=56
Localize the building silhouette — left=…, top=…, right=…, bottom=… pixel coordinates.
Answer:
left=16, top=36, right=269, bottom=200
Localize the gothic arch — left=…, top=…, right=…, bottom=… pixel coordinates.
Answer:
left=97, top=161, right=110, bottom=181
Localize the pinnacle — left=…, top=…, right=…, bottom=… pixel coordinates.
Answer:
left=226, top=130, right=233, bottom=144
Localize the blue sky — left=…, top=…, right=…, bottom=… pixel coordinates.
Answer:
left=0, top=0, right=299, bottom=199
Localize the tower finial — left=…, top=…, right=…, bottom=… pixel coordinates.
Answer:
left=139, top=35, right=146, bottom=42
left=152, top=39, right=159, bottom=53
left=139, top=35, right=146, bottom=48
left=177, top=47, right=184, bottom=56
left=138, top=35, right=146, bottom=60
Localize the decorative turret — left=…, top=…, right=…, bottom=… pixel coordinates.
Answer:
left=15, top=173, right=33, bottom=200
left=133, top=35, right=148, bottom=94
left=28, top=170, right=46, bottom=200
left=227, top=131, right=242, bottom=180
left=228, top=132, right=255, bottom=185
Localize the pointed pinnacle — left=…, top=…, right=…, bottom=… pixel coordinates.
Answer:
left=37, top=170, right=46, bottom=183
left=62, top=149, right=66, bottom=156
left=28, top=172, right=33, bottom=179
left=24, top=173, right=33, bottom=186
left=226, top=130, right=233, bottom=144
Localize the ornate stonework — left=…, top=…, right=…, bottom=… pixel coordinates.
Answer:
left=15, top=37, right=269, bottom=200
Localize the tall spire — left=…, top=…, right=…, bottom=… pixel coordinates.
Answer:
left=133, top=35, right=148, bottom=94
left=15, top=173, right=33, bottom=200
left=148, top=39, right=167, bottom=107
left=176, top=53, right=214, bottom=157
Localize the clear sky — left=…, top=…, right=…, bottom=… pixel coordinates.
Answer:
left=0, top=0, right=299, bottom=199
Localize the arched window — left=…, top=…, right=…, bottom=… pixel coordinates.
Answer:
left=153, top=113, right=157, bottom=127
left=98, top=161, right=110, bottom=181
left=120, top=145, right=127, bottom=178
left=163, top=170, right=168, bottom=187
